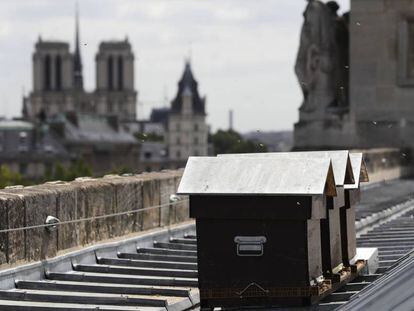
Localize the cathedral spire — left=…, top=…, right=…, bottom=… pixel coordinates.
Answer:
left=73, top=2, right=83, bottom=90
left=170, top=61, right=205, bottom=115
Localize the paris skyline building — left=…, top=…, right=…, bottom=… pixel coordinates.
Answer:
left=17, top=6, right=210, bottom=176
left=23, top=7, right=137, bottom=123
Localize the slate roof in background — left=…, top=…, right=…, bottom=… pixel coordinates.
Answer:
left=150, top=107, right=170, bottom=125
left=62, top=114, right=137, bottom=145
left=170, top=61, right=206, bottom=115
left=0, top=120, right=69, bottom=160
left=140, top=142, right=168, bottom=162
left=0, top=120, right=34, bottom=131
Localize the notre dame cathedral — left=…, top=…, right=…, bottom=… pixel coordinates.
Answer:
left=17, top=8, right=209, bottom=176
left=23, top=10, right=137, bottom=122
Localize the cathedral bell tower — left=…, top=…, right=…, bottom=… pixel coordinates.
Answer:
left=95, top=39, right=137, bottom=120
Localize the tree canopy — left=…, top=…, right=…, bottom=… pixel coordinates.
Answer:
left=0, top=165, right=23, bottom=189
left=210, top=129, right=268, bottom=155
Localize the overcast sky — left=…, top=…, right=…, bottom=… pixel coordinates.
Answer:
left=0, top=0, right=350, bottom=133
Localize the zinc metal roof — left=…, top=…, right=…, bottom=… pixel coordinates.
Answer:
left=341, top=217, right=414, bottom=310
left=0, top=122, right=69, bottom=160
left=64, top=114, right=137, bottom=145
left=170, top=62, right=206, bottom=116
left=0, top=179, right=414, bottom=310
left=177, top=156, right=337, bottom=196
left=218, top=150, right=355, bottom=187
left=0, top=120, right=34, bottom=131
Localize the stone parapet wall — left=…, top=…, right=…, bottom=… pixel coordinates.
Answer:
left=0, top=170, right=188, bottom=268
left=353, top=148, right=414, bottom=183
left=293, top=118, right=357, bottom=150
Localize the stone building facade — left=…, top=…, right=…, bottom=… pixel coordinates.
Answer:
left=0, top=119, right=69, bottom=180
left=166, top=62, right=209, bottom=162
left=21, top=10, right=209, bottom=175
left=294, top=0, right=414, bottom=151
left=350, top=0, right=414, bottom=149
left=23, top=13, right=137, bottom=122
left=48, top=113, right=140, bottom=176
left=19, top=11, right=140, bottom=177
left=94, top=41, right=136, bottom=120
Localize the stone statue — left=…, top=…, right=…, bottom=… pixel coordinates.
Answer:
left=327, top=1, right=350, bottom=109
left=295, top=0, right=349, bottom=114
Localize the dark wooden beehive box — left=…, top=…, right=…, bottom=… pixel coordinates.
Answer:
left=342, top=153, right=369, bottom=265
left=178, top=156, right=337, bottom=309
left=218, top=151, right=357, bottom=279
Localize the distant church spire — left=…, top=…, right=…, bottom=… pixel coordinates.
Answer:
left=73, top=2, right=83, bottom=90
left=170, top=60, right=206, bottom=115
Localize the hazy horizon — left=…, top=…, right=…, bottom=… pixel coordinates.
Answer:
left=0, top=0, right=350, bottom=133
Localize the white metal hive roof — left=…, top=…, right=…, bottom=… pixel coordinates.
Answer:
left=345, top=153, right=369, bottom=189
left=218, top=150, right=354, bottom=187
left=177, top=156, right=337, bottom=196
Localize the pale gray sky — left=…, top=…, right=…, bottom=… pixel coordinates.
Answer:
left=0, top=0, right=349, bottom=132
